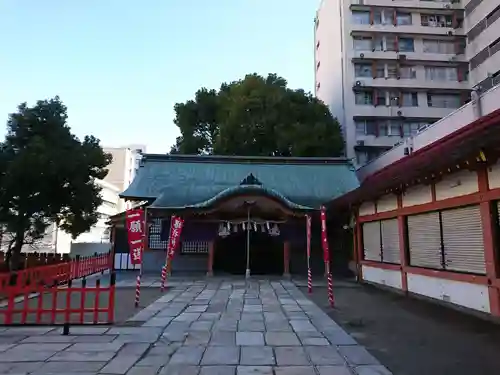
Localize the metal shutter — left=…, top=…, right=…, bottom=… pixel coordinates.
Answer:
left=381, top=219, right=400, bottom=264
left=408, top=212, right=442, bottom=269
left=441, top=205, right=486, bottom=274
left=362, top=221, right=381, bottom=261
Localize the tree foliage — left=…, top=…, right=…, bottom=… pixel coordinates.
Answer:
left=170, top=73, right=344, bottom=157
left=0, top=97, right=112, bottom=269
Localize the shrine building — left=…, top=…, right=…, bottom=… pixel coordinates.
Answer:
left=111, top=154, right=359, bottom=277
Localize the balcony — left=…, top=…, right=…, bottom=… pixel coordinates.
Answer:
left=350, top=24, right=463, bottom=37
left=350, top=0, right=462, bottom=10
left=356, top=83, right=500, bottom=180
left=353, top=76, right=469, bottom=91
left=350, top=50, right=467, bottom=63
left=353, top=104, right=454, bottom=119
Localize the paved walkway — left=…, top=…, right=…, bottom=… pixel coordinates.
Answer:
left=0, top=279, right=391, bottom=375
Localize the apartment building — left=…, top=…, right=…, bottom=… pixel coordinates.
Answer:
left=315, top=0, right=473, bottom=165
left=465, top=0, right=500, bottom=90
left=103, top=145, right=146, bottom=211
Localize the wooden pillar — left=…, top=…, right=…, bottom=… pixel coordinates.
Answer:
left=283, top=241, right=291, bottom=278
left=397, top=193, right=409, bottom=294
left=355, top=209, right=364, bottom=282
left=207, top=241, right=215, bottom=277
left=478, top=166, right=500, bottom=317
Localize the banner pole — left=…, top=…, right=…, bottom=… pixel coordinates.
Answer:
left=306, top=214, right=312, bottom=294
left=161, top=215, right=174, bottom=292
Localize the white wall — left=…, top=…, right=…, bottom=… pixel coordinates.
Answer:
left=316, top=0, right=347, bottom=145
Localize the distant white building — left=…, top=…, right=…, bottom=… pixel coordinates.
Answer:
left=0, top=179, right=121, bottom=254
left=103, top=145, right=146, bottom=211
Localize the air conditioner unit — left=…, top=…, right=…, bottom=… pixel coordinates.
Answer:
left=447, top=30, right=454, bottom=36
left=449, top=56, right=457, bottom=62
left=355, top=81, right=363, bottom=86
left=397, top=110, right=403, bottom=116
left=398, top=54, right=407, bottom=60
left=360, top=53, right=365, bottom=59
left=357, top=140, right=365, bottom=146
left=444, top=4, right=451, bottom=9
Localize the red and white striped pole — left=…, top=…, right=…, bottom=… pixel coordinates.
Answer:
left=306, top=215, right=312, bottom=294
left=134, top=274, right=141, bottom=308
left=320, top=206, right=334, bottom=308
left=160, top=264, right=167, bottom=292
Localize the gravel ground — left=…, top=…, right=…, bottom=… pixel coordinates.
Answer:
left=300, top=280, right=500, bottom=375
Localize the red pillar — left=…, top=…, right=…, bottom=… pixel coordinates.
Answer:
left=207, top=241, right=215, bottom=277
left=283, top=241, right=290, bottom=277
left=478, top=166, right=500, bottom=317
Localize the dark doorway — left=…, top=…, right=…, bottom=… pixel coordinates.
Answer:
left=214, top=231, right=247, bottom=275
left=249, top=231, right=283, bottom=275
left=214, top=230, right=284, bottom=276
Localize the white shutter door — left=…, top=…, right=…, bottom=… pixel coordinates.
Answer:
left=362, top=221, right=381, bottom=261
left=408, top=212, right=442, bottom=269
left=381, top=219, right=400, bottom=264
left=441, top=205, right=486, bottom=275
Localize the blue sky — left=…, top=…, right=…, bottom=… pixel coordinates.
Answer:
left=0, top=1, right=319, bottom=153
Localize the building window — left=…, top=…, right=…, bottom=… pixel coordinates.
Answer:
left=385, top=36, right=398, bottom=52
left=421, top=14, right=453, bottom=27
left=355, top=120, right=377, bottom=135
left=354, top=63, right=372, bottom=78
left=373, top=9, right=394, bottom=25
left=423, top=39, right=455, bottom=54
left=401, top=92, right=419, bottom=107
left=148, top=218, right=168, bottom=249
left=352, top=10, right=371, bottom=24
left=181, top=241, right=209, bottom=254
left=375, top=63, right=385, bottom=78
left=375, top=91, right=387, bottom=106
left=424, top=66, right=458, bottom=81
left=387, top=64, right=399, bottom=79
left=400, top=65, right=417, bottom=79
left=396, top=12, right=412, bottom=25
left=353, top=36, right=373, bottom=51
left=399, top=38, right=415, bottom=52
left=355, top=91, right=374, bottom=105
left=427, top=93, right=461, bottom=108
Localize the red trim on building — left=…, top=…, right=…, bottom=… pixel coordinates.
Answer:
left=327, top=108, right=500, bottom=207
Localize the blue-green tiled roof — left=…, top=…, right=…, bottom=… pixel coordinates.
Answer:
left=120, top=154, right=360, bottom=210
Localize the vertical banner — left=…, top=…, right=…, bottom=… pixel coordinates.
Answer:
left=306, top=214, right=312, bottom=293
left=126, top=208, right=145, bottom=265
left=167, top=215, right=185, bottom=260
left=320, top=207, right=330, bottom=263
left=320, top=206, right=334, bottom=307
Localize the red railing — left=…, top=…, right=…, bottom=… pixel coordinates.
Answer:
left=0, top=252, right=115, bottom=325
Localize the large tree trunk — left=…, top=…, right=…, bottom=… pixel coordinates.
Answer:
left=8, top=235, right=24, bottom=272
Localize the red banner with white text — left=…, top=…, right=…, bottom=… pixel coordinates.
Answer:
left=306, top=215, right=311, bottom=260
left=167, top=216, right=184, bottom=260
left=320, top=207, right=330, bottom=263
left=126, top=208, right=145, bottom=265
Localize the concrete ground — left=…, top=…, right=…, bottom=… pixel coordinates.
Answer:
left=299, top=279, right=500, bottom=375
left=0, top=278, right=391, bottom=375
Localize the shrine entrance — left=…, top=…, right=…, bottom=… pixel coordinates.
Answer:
left=214, top=227, right=283, bottom=276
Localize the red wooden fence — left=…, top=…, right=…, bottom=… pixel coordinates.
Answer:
left=0, top=252, right=71, bottom=272
left=0, top=252, right=115, bottom=325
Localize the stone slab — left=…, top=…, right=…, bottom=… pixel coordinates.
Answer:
left=201, top=346, right=240, bottom=365
left=239, top=347, right=275, bottom=366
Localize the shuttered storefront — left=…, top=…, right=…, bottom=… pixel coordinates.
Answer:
left=441, top=205, right=486, bottom=275
left=381, top=218, right=400, bottom=264
left=362, top=221, right=381, bottom=261
left=408, top=212, right=442, bottom=269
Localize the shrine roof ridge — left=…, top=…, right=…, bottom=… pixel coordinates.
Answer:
left=141, top=153, right=353, bottom=166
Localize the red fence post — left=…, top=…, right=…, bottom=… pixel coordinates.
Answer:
left=107, top=272, right=116, bottom=324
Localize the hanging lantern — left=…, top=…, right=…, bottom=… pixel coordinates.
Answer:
left=269, top=223, right=280, bottom=236
left=253, top=222, right=257, bottom=231
left=242, top=222, right=246, bottom=231
left=218, top=223, right=230, bottom=237
left=266, top=222, right=271, bottom=231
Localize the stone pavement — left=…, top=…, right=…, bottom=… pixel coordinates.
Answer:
left=0, top=279, right=392, bottom=375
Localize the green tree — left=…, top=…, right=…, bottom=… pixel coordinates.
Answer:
left=170, top=73, right=344, bottom=157
left=0, top=97, right=112, bottom=270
